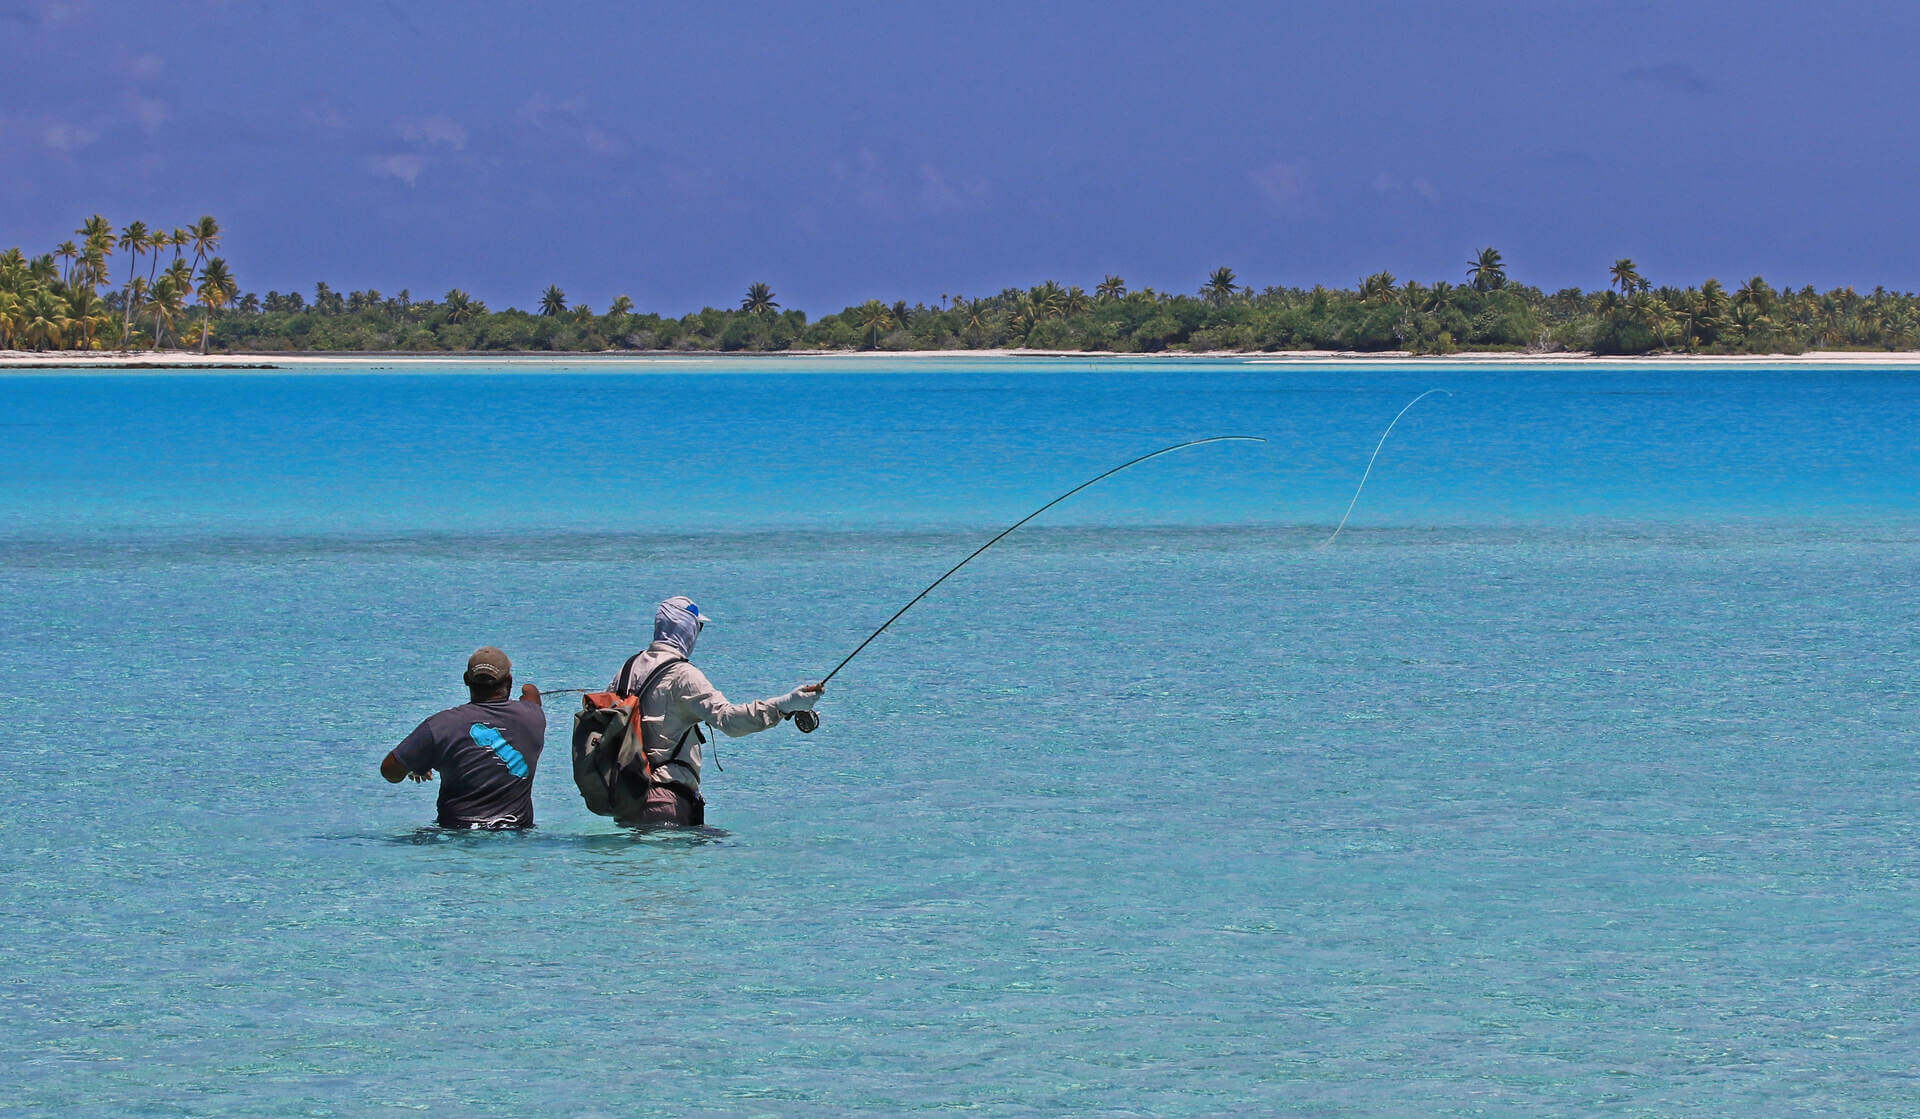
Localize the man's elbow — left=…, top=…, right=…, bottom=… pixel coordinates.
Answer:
left=380, top=752, right=409, bottom=783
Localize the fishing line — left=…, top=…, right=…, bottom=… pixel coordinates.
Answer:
left=818, top=435, right=1267, bottom=690
left=1320, top=389, right=1451, bottom=548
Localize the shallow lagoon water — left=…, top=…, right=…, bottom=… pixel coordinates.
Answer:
left=2, top=359, right=1917, bottom=1115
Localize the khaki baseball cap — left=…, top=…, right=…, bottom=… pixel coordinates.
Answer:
left=465, top=646, right=512, bottom=684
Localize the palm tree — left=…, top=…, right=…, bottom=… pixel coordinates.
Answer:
left=1096, top=275, right=1126, bottom=302
left=84, top=236, right=114, bottom=294
left=122, top=276, right=150, bottom=343
left=195, top=258, right=235, bottom=353
left=1359, top=271, right=1398, bottom=303
left=1467, top=247, right=1506, bottom=291
left=959, top=298, right=991, bottom=344
left=169, top=228, right=190, bottom=269
left=1627, top=290, right=1672, bottom=346
left=1010, top=292, right=1040, bottom=334
left=54, top=240, right=79, bottom=288
left=187, top=216, right=220, bottom=277
left=854, top=300, right=894, bottom=348
left=1734, top=275, right=1773, bottom=315
left=1609, top=258, right=1644, bottom=296
left=1029, top=281, right=1066, bottom=319
left=741, top=282, right=779, bottom=315
left=1728, top=302, right=1770, bottom=349
left=149, top=274, right=187, bottom=349
left=1813, top=296, right=1844, bottom=348
left=1062, top=286, right=1092, bottom=317
left=117, top=221, right=149, bottom=338
left=1673, top=290, right=1705, bottom=350
left=66, top=286, right=111, bottom=349
left=1202, top=267, right=1238, bottom=306
left=144, top=227, right=169, bottom=290
left=155, top=260, right=194, bottom=347
left=443, top=289, right=480, bottom=323
left=606, top=294, right=634, bottom=319
left=0, top=290, right=20, bottom=348
left=80, top=247, right=109, bottom=295
left=539, top=285, right=567, bottom=316
left=1881, top=305, right=1918, bottom=350
left=1699, top=277, right=1729, bottom=321
left=78, top=214, right=113, bottom=248
left=25, top=288, right=73, bottom=349
left=163, top=257, right=193, bottom=298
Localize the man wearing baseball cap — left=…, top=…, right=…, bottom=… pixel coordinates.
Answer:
left=605, top=596, right=823, bottom=826
left=381, top=646, right=547, bottom=829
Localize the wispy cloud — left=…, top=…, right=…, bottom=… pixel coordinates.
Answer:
left=827, top=145, right=989, bottom=219
left=41, top=118, right=100, bottom=153
left=918, top=164, right=990, bottom=213
left=1372, top=173, right=1439, bottom=202
left=127, top=94, right=171, bottom=135
left=1250, top=159, right=1312, bottom=213
left=398, top=114, right=467, bottom=151
left=517, top=94, right=629, bottom=157
left=304, top=103, right=348, bottom=131
left=369, top=153, right=426, bottom=186
left=116, top=51, right=164, bottom=81
left=1, top=0, right=90, bottom=27
left=1623, top=62, right=1714, bottom=97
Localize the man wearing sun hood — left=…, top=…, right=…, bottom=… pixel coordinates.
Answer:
left=606, top=596, right=822, bottom=826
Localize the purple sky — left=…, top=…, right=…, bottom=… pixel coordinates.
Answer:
left=6, top=0, right=1918, bottom=313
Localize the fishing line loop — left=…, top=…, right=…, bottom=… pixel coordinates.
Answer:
left=1320, top=389, right=1451, bottom=547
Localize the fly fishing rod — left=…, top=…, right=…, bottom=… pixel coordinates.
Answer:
left=787, top=434, right=1268, bottom=732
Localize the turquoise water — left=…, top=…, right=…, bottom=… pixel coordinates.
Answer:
left=3, top=359, right=1918, bottom=1116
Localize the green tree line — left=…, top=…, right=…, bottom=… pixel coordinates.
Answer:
left=9, top=222, right=1920, bottom=355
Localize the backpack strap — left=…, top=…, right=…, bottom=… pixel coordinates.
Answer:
left=625, top=656, right=688, bottom=774
left=612, top=650, right=648, bottom=697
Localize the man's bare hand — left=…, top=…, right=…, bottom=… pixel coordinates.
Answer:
left=521, top=683, right=541, bottom=707
left=407, top=769, right=436, bottom=783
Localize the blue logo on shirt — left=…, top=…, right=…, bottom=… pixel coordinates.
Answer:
left=469, top=723, right=529, bottom=778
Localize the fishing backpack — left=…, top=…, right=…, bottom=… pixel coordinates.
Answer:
left=570, top=655, right=693, bottom=819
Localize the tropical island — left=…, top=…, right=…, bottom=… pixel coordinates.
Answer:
left=6, top=215, right=1919, bottom=358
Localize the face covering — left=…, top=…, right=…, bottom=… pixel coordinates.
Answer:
left=653, top=595, right=705, bottom=658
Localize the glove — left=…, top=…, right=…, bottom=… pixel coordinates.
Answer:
left=775, top=684, right=823, bottom=713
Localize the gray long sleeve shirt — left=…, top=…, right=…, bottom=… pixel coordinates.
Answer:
left=611, top=640, right=784, bottom=792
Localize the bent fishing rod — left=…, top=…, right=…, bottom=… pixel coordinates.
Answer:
left=786, top=434, right=1268, bottom=731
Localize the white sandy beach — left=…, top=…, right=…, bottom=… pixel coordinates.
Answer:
left=8, top=347, right=1920, bottom=370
